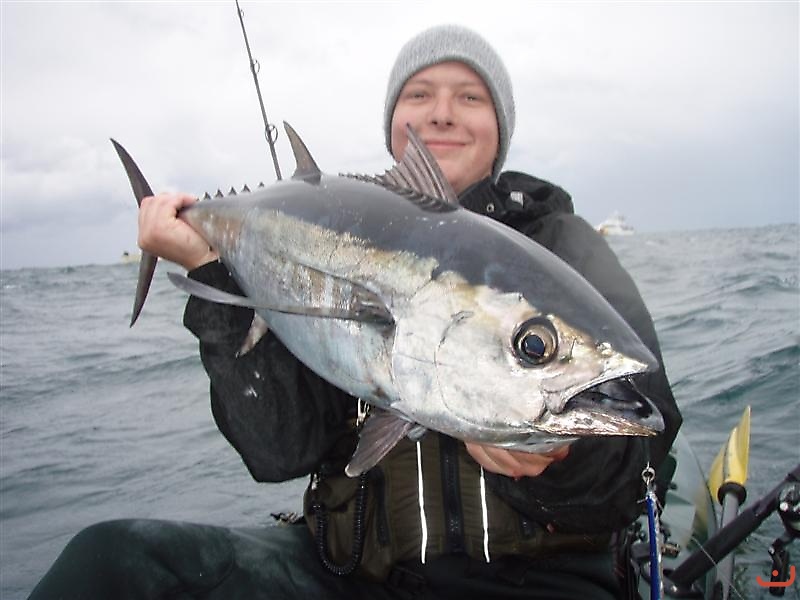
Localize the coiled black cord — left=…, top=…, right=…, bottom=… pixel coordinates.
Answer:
left=312, top=472, right=369, bottom=576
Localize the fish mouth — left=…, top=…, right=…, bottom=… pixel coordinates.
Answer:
left=537, top=378, right=664, bottom=438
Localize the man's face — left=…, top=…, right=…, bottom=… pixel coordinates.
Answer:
left=391, top=61, right=500, bottom=195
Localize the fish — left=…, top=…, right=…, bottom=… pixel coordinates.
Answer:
left=111, top=122, right=664, bottom=477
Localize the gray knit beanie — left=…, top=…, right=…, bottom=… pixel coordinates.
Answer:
left=384, top=25, right=515, bottom=180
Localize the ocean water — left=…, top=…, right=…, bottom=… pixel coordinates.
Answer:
left=1, top=223, right=798, bottom=599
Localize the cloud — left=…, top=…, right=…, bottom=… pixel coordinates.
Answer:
left=1, top=1, right=797, bottom=269
left=2, top=136, right=131, bottom=230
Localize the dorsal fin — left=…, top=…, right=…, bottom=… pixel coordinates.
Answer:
left=344, top=125, right=459, bottom=211
left=284, top=122, right=321, bottom=183
left=344, top=173, right=458, bottom=213
left=397, top=125, right=458, bottom=204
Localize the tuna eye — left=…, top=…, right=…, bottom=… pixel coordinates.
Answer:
left=513, top=318, right=558, bottom=366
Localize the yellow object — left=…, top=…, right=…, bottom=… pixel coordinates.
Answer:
left=708, top=405, right=751, bottom=501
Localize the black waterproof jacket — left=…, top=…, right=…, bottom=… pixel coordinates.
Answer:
left=183, top=171, right=682, bottom=534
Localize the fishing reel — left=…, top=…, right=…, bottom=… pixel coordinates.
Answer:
left=763, top=481, right=799, bottom=596
left=661, top=464, right=800, bottom=599
left=776, top=481, right=800, bottom=539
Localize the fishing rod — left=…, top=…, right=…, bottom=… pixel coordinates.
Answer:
left=235, top=0, right=282, bottom=181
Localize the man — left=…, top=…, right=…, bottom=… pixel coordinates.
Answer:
left=29, top=25, right=680, bottom=599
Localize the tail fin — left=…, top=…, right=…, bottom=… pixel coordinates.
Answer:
left=110, top=139, right=158, bottom=326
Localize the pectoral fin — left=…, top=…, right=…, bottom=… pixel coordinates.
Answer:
left=345, top=409, right=421, bottom=477
left=167, top=272, right=393, bottom=324
left=237, top=314, right=270, bottom=357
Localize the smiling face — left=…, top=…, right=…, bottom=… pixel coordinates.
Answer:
left=390, top=61, right=500, bottom=195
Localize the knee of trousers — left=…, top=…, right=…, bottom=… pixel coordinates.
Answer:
left=65, top=519, right=235, bottom=584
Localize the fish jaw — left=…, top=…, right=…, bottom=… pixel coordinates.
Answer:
left=479, top=379, right=665, bottom=454
left=538, top=313, right=656, bottom=413
left=527, top=316, right=663, bottom=439
left=531, top=378, right=665, bottom=439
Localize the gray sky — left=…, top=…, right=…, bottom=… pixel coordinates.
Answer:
left=1, top=1, right=798, bottom=270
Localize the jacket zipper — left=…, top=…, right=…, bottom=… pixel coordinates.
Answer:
left=439, top=434, right=465, bottom=553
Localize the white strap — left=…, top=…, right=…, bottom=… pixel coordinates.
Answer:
left=479, top=466, right=491, bottom=563
left=416, top=440, right=428, bottom=564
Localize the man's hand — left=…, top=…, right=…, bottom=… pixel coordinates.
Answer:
left=138, top=193, right=218, bottom=270
left=465, top=442, right=570, bottom=479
